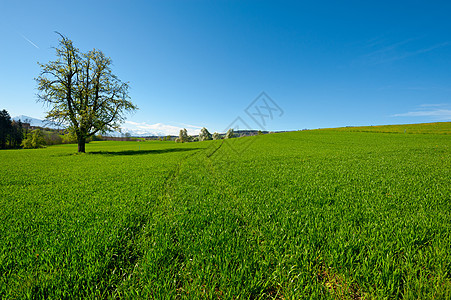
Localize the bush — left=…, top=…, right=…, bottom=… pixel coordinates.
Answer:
left=61, top=130, right=94, bottom=144
left=199, top=127, right=212, bottom=141
left=43, top=132, right=63, bottom=145
left=21, top=129, right=46, bottom=149
left=212, top=132, right=221, bottom=140
left=225, top=128, right=234, bottom=139
left=62, top=131, right=77, bottom=144
left=178, top=128, right=189, bottom=143
left=91, top=135, right=103, bottom=141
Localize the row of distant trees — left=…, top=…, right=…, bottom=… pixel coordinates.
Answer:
left=176, top=127, right=234, bottom=143
left=0, top=109, right=58, bottom=149
left=0, top=109, right=96, bottom=150
left=0, top=109, right=24, bottom=149
left=0, top=108, right=236, bottom=149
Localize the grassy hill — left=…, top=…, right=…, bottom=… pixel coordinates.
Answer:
left=0, top=123, right=450, bottom=299
left=318, top=121, right=451, bottom=134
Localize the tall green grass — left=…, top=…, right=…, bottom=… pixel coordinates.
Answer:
left=0, top=123, right=450, bottom=299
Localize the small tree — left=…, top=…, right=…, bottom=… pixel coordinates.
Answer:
left=212, top=132, right=221, bottom=140
left=22, top=129, right=46, bottom=149
left=178, top=128, right=189, bottom=143
left=225, top=128, right=234, bottom=139
left=36, top=33, right=137, bottom=153
left=199, top=127, right=212, bottom=141
left=43, top=131, right=63, bottom=145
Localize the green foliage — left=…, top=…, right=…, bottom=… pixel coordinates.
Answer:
left=42, top=130, right=63, bottom=145
left=61, top=130, right=78, bottom=144
left=0, top=123, right=450, bottom=298
left=0, top=109, right=23, bottom=149
left=21, top=129, right=46, bottom=149
left=178, top=128, right=189, bottom=143
left=225, top=128, right=234, bottom=139
left=91, top=134, right=103, bottom=141
left=199, top=127, right=212, bottom=141
left=62, top=130, right=93, bottom=144
left=9, top=120, right=24, bottom=148
left=212, top=132, right=221, bottom=140
left=0, top=109, right=12, bottom=149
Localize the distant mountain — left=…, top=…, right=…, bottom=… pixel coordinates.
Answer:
left=11, top=116, right=165, bottom=136
left=12, top=115, right=60, bottom=129
left=106, top=129, right=169, bottom=137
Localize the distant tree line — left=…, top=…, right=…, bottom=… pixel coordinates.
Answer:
left=0, top=108, right=101, bottom=150
left=1, top=107, right=263, bottom=149
left=175, top=127, right=235, bottom=143
left=0, top=109, right=24, bottom=149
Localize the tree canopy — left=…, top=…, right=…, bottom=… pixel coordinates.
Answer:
left=0, top=109, right=23, bottom=149
left=36, top=33, right=137, bottom=152
left=225, top=128, right=234, bottom=139
left=199, top=127, right=212, bottom=141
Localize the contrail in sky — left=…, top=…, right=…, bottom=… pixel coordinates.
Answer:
left=20, top=34, right=39, bottom=49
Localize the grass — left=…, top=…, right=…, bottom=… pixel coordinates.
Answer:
left=318, top=121, right=451, bottom=134
left=0, top=122, right=450, bottom=299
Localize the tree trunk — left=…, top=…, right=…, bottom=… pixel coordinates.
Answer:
left=77, top=136, right=86, bottom=153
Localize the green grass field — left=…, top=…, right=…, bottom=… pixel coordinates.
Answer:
left=319, top=121, right=451, bottom=134
left=1, top=123, right=450, bottom=299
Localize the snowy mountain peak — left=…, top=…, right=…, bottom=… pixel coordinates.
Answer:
left=12, top=115, right=60, bottom=129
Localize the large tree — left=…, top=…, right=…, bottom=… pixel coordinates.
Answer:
left=36, top=33, right=137, bottom=152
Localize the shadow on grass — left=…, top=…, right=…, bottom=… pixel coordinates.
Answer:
left=87, top=147, right=202, bottom=156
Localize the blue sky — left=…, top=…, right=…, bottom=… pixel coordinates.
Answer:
left=1, top=0, right=450, bottom=135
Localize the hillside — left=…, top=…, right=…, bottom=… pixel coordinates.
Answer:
left=0, top=124, right=450, bottom=298
left=318, top=121, right=451, bottom=134
left=12, top=115, right=60, bottom=129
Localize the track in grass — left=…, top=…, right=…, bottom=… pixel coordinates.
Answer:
left=0, top=123, right=450, bottom=299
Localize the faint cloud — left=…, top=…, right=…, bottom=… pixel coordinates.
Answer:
left=364, top=37, right=416, bottom=57
left=392, top=104, right=451, bottom=120
left=388, top=42, right=451, bottom=63
left=419, top=103, right=448, bottom=107
left=363, top=36, right=388, bottom=49
left=377, top=85, right=451, bottom=92
left=20, top=34, right=39, bottom=49
left=356, top=36, right=450, bottom=65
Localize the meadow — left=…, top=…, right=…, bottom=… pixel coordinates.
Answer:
left=0, top=123, right=450, bottom=299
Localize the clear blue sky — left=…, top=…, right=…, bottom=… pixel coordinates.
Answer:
left=1, top=0, right=450, bottom=135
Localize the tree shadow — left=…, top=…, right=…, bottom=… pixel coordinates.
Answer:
left=88, top=147, right=202, bottom=156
